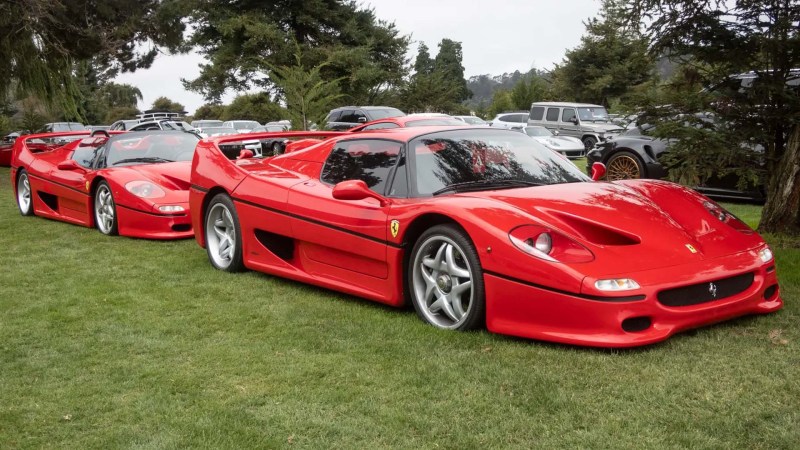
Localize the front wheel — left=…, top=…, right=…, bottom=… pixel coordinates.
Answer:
left=582, top=136, right=598, bottom=150
left=204, top=194, right=244, bottom=272
left=606, top=151, right=645, bottom=180
left=408, top=224, right=485, bottom=331
left=94, top=181, right=118, bottom=235
left=16, top=169, right=34, bottom=216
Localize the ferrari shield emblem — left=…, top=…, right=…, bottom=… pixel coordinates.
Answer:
left=686, top=244, right=698, bottom=254
left=85, top=181, right=90, bottom=191
left=390, top=220, right=400, bottom=238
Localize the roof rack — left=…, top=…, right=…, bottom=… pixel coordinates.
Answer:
left=137, top=110, right=187, bottom=121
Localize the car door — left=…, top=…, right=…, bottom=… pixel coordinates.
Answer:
left=544, top=107, right=561, bottom=133
left=285, top=138, right=403, bottom=280
left=559, top=108, right=580, bottom=138
left=45, top=141, right=104, bottom=223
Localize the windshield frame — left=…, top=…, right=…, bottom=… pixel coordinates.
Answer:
left=103, top=131, right=200, bottom=167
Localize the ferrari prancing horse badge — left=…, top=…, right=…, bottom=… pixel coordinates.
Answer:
left=390, top=220, right=400, bottom=238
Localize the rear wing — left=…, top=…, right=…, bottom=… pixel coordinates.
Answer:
left=207, top=130, right=348, bottom=159
left=12, top=130, right=126, bottom=165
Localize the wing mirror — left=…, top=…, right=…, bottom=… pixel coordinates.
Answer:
left=357, top=117, right=368, bottom=123
left=57, top=160, right=86, bottom=172
left=571, top=117, right=579, bottom=125
left=332, top=180, right=390, bottom=206
left=591, top=162, right=606, bottom=181
left=553, top=130, right=560, bottom=136
left=237, top=149, right=254, bottom=160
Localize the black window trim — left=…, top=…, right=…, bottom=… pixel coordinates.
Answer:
left=319, top=138, right=407, bottom=197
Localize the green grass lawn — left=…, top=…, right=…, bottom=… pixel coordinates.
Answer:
left=1, top=166, right=798, bottom=449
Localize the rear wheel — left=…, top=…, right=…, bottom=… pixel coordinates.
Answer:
left=408, top=224, right=485, bottom=331
left=582, top=135, right=598, bottom=150
left=16, top=170, right=34, bottom=216
left=204, top=194, right=244, bottom=272
left=606, top=151, right=645, bottom=180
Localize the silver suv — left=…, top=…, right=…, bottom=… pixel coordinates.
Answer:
left=528, top=102, right=623, bottom=149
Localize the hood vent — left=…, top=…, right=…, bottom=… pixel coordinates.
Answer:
left=550, top=211, right=641, bottom=246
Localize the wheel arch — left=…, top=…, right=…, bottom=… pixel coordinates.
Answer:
left=198, top=186, right=231, bottom=246
left=88, top=176, right=109, bottom=227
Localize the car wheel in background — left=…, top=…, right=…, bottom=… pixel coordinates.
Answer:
left=408, top=224, right=485, bottom=331
left=606, top=151, right=645, bottom=180
left=582, top=135, right=598, bottom=150
left=204, top=193, right=244, bottom=272
left=16, top=170, right=34, bottom=216
left=94, top=181, right=119, bottom=235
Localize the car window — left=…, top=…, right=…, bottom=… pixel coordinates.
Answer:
left=406, top=118, right=464, bottom=127
left=327, top=110, right=343, bottom=122
left=338, top=110, right=358, bottom=122
left=562, top=109, right=577, bottom=123
left=546, top=108, right=560, bottom=122
left=366, top=108, right=405, bottom=120
left=530, top=107, right=545, bottom=121
left=363, top=122, right=401, bottom=130
left=321, top=139, right=403, bottom=195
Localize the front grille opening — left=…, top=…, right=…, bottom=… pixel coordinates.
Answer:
left=764, top=284, right=778, bottom=300
left=766, top=265, right=775, bottom=273
left=172, top=224, right=191, bottom=232
left=622, top=316, right=652, bottom=333
left=657, top=272, right=754, bottom=307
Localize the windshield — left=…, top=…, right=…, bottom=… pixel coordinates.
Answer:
left=368, top=108, right=405, bottom=120
left=193, top=120, right=224, bottom=128
left=577, top=107, right=610, bottom=122
left=461, top=116, right=487, bottom=125
left=106, top=132, right=200, bottom=166
left=231, top=121, right=260, bottom=130
left=201, top=127, right=239, bottom=136
left=412, top=129, right=589, bottom=196
left=523, top=126, right=553, bottom=137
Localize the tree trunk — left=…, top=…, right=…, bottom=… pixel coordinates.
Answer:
left=759, top=124, right=800, bottom=235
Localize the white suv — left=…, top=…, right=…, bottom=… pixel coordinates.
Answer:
left=489, top=112, right=529, bottom=129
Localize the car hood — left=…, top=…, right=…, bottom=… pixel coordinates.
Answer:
left=462, top=180, right=763, bottom=273
left=532, top=136, right=584, bottom=149
left=585, top=123, right=624, bottom=133
left=123, top=161, right=192, bottom=191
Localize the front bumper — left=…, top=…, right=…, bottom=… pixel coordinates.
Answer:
left=116, top=204, right=193, bottom=240
left=485, top=250, right=782, bottom=347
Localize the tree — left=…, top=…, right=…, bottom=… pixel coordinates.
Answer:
left=269, top=54, right=344, bottom=130
left=151, top=97, right=186, bottom=113
left=433, top=39, right=472, bottom=103
left=0, top=0, right=185, bottom=118
left=193, top=104, right=227, bottom=121
left=183, top=1, right=409, bottom=104
left=220, top=93, right=286, bottom=124
left=630, top=0, right=800, bottom=235
left=510, top=74, right=552, bottom=110
left=413, top=43, right=435, bottom=76
left=551, top=0, right=655, bottom=106
left=487, top=90, right=515, bottom=118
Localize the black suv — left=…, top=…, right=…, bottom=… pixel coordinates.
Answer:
left=325, top=106, right=405, bottom=130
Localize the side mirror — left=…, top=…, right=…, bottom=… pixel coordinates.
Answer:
left=57, top=160, right=86, bottom=172
left=591, top=162, right=607, bottom=181
left=332, top=179, right=390, bottom=206
left=357, top=117, right=368, bottom=123
left=237, top=149, right=254, bottom=160
left=553, top=130, right=560, bottom=136
left=571, top=117, right=579, bottom=125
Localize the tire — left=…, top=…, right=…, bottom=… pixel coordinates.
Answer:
left=94, top=181, right=119, bottom=235
left=582, top=135, right=598, bottom=150
left=204, top=193, right=244, bottom=272
left=16, top=169, right=34, bottom=216
left=271, top=141, right=284, bottom=156
left=606, top=151, right=645, bottom=180
left=408, top=224, right=485, bottom=331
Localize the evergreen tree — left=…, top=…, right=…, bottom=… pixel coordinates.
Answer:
left=413, top=43, right=435, bottom=76
left=221, top=93, right=286, bottom=124
left=269, top=54, right=344, bottom=130
left=433, top=39, right=472, bottom=103
left=151, top=97, right=186, bottom=113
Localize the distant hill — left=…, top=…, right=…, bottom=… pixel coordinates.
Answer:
left=465, top=68, right=551, bottom=108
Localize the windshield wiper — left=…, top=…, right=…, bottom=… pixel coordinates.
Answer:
left=112, top=157, right=174, bottom=165
left=432, top=179, right=542, bottom=196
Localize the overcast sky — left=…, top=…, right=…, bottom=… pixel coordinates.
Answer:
left=115, top=0, right=601, bottom=115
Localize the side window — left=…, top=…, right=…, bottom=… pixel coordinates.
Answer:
left=388, top=154, right=408, bottom=198
left=338, top=109, right=357, bottom=122
left=71, top=148, right=97, bottom=167
left=529, top=107, right=545, bottom=120
left=546, top=108, right=560, bottom=122
left=321, top=139, right=403, bottom=195
left=514, top=114, right=528, bottom=122
left=353, top=110, right=368, bottom=122
left=363, top=122, right=400, bottom=131
left=326, top=110, right=342, bottom=122
left=562, top=109, right=577, bottom=123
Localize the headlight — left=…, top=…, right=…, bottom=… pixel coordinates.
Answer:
left=158, top=205, right=185, bottom=213
left=509, top=225, right=594, bottom=263
left=595, top=279, right=640, bottom=291
left=758, top=247, right=773, bottom=263
left=125, top=180, right=165, bottom=199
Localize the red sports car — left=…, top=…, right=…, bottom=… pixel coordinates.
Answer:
left=11, top=130, right=199, bottom=239
left=189, top=127, right=782, bottom=347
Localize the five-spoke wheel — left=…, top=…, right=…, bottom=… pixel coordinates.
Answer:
left=16, top=170, right=34, bottom=216
left=204, top=194, right=244, bottom=272
left=409, top=224, right=485, bottom=330
left=606, top=151, right=644, bottom=180
left=94, top=181, right=118, bottom=235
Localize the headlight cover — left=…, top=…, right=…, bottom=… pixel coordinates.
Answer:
left=703, top=201, right=752, bottom=233
left=125, top=180, right=166, bottom=199
left=509, top=225, right=594, bottom=263
left=758, top=246, right=773, bottom=263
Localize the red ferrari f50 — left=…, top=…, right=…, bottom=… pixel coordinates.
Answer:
left=190, top=127, right=782, bottom=347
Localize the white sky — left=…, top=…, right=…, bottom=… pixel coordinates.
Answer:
left=115, top=0, right=601, bottom=115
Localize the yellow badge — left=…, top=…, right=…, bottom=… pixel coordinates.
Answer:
left=85, top=181, right=90, bottom=191
left=390, top=220, right=400, bottom=238
left=686, top=244, right=698, bottom=254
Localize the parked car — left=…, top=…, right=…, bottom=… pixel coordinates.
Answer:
left=488, top=112, right=529, bottom=129
left=188, top=126, right=781, bottom=348
left=348, top=114, right=466, bottom=132
left=11, top=130, right=199, bottom=239
left=528, top=102, right=624, bottom=149
left=325, top=106, right=405, bottom=130
left=586, top=123, right=766, bottom=202
left=222, top=120, right=262, bottom=133
left=519, top=126, right=586, bottom=159
left=0, top=132, right=22, bottom=166
left=452, top=115, right=489, bottom=126
left=191, top=119, right=224, bottom=130
left=38, top=122, right=86, bottom=132
left=129, top=120, right=197, bottom=133
left=109, top=119, right=141, bottom=131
